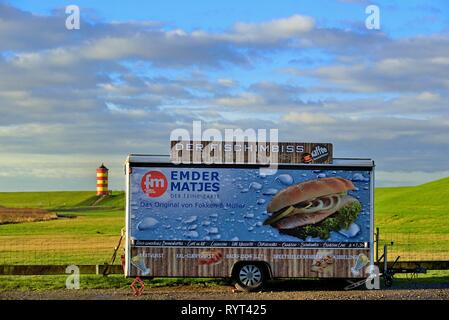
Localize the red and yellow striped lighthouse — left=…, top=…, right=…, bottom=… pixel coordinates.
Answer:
left=96, top=163, right=109, bottom=196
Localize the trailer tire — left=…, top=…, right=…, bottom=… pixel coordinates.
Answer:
left=233, top=263, right=266, bottom=292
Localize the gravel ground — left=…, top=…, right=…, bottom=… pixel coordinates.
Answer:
left=1, top=280, right=449, bottom=300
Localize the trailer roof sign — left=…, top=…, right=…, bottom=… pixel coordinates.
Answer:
left=170, top=141, right=333, bottom=164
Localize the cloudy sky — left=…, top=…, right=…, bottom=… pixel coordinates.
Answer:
left=0, top=0, right=448, bottom=191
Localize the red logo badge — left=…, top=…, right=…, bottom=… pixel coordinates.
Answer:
left=141, top=171, right=168, bottom=198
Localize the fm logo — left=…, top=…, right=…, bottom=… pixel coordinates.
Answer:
left=141, top=171, right=168, bottom=198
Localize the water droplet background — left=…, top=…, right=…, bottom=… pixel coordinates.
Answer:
left=130, top=167, right=371, bottom=243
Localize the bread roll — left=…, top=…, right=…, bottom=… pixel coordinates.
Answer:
left=267, top=177, right=355, bottom=213
left=272, top=195, right=357, bottom=229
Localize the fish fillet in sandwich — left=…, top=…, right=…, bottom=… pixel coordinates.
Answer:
left=264, top=177, right=361, bottom=240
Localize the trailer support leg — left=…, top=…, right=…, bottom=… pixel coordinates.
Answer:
left=375, top=227, right=379, bottom=262
left=383, top=244, right=394, bottom=287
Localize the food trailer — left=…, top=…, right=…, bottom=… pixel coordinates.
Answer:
left=125, top=154, right=374, bottom=291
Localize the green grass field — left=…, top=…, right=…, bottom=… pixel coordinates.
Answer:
left=375, top=177, right=449, bottom=234
left=0, top=177, right=448, bottom=291
left=0, top=177, right=448, bottom=265
left=375, top=177, right=449, bottom=260
left=0, top=191, right=125, bottom=210
left=0, top=192, right=125, bottom=265
left=0, top=275, right=226, bottom=291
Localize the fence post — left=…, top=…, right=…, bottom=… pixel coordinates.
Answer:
left=376, top=227, right=379, bottom=262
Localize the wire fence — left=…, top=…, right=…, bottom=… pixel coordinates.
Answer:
left=377, top=232, right=449, bottom=261
left=0, top=236, right=124, bottom=266
left=0, top=204, right=125, bottom=267
left=1, top=230, right=448, bottom=266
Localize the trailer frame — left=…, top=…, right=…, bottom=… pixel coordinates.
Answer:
left=124, top=154, right=376, bottom=290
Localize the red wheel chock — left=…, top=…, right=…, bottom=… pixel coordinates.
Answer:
left=131, top=277, right=145, bottom=296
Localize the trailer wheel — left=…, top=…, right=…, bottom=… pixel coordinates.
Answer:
left=233, top=263, right=266, bottom=292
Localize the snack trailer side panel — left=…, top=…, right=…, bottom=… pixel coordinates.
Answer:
left=125, top=156, right=374, bottom=279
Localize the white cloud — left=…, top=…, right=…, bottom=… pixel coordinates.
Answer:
left=217, top=78, right=237, bottom=87
left=213, top=93, right=265, bottom=107
left=83, top=36, right=141, bottom=60
left=305, top=56, right=449, bottom=92
left=282, top=112, right=336, bottom=124
left=0, top=123, right=62, bottom=137
left=416, top=91, right=440, bottom=102
left=228, top=15, right=315, bottom=43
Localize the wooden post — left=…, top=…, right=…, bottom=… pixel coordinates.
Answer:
left=376, top=227, right=379, bottom=263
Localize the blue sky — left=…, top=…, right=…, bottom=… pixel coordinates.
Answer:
left=9, top=0, right=448, bottom=36
left=0, top=0, right=448, bottom=191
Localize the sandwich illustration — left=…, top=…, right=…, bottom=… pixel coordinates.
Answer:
left=198, top=250, right=223, bottom=266
left=311, top=250, right=334, bottom=273
left=264, top=177, right=361, bottom=240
